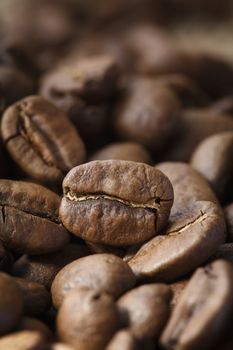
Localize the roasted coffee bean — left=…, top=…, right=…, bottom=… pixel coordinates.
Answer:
left=0, top=180, right=69, bottom=255
left=156, top=162, right=218, bottom=215
left=60, top=160, right=173, bottom=246
left=191, top=132, right=233, bottom=201
left=160, top=260, right=233, bottom=350
left=154, top=74, right=209, bottom=107
left=128, top=201, right=225, bottom=282
left=51, top=253, right=135, bottom=309
left=57, top=288, right=120, bottom=350
left=117, top=284, right=172, bottom=340
left=15, top=278, right=51, bottom=317
left=106, top=330, right=139, bottom=350
left=17, top=317, right=52, bottom=340
left=0, top=272, right=23, bottom=335
left=0, top=65, right=34, bottom=105
left=1, top=96, right=86, bottom=184
left=90, top=142, right=152, bottom=164
left=12, top=243, right=90, bottom=289
left=0, top=330, right=47, bottom=350
left=225, top=203, right=233, bottom=241
left=163, top=109, right=233, bottom=162
left=114, top=78, right=180, bottom=152
left=40, top=54, right=119, bottom=105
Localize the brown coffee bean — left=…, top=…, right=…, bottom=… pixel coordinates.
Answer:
left=12, top=243, right=90, bottom=289
left=156, top=162, right=218, bottom=216
left=90, top=142, right=152, bottom=164
left=17, top=317, right=52, bottom=340
left=0, top=330, right=47, bottom=350
left=14, top=278, right=51, bottom=316
left=163, top=109, right=233, bottom=162
left=154, top=74, right=209, bottom=107
left=117, top=284, right=172, bottom=340
left=0, top=272, right=23, bottom=335
left=225, top=203, right=233, bottom=241
left=160, top=260, right=233, bottom=350
left=0, top=65, right=34, bottom=105
left=191, top=132, right=233, bottom=201
left=60, top=160, right=173, bottom=246
left=40, top=54, right=119, bottom=105
left=1, top=96, right=86, bottom=184
left=128, top=201, right=225, bottom=282
left=106, top=330, right=139, bottom=350
left=51, top=253, right=135, bottom=309
left=0, top=180, right=69, bottom=255
left=57, top=288, right=120, bottom=350
left=114, top=78, right=180, bottom=152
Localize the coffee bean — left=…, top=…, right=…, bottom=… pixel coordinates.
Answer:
left=0, top=330, right=48, bottom=350
left=114, top=78, right=180, bottom=152
left=60, top=160, right=173, bottom=246
left=163, top=109, right=233, bottom=161
left=128, top=201, right=225, bottom=282
left=106, top=330, right=139, bottom=350
left=1, top=96, right=86, bottom=184
left=156, top=162, right=218, bottom=215
left=117, top=284, right=172, bottom=340
left=57, top=288, right=120, bottom=350
left=191, top=132, right=233, bottom=201
left=160, top=260, right=233, bottom=350
left=41, top=55, right=119, bottom=104
left=0, top=272, right=23, bottom=335
left=12, top=243, right=89, bottom=289
left=225, top=203, right=233, bottom=241
left=51, top=253, right=135, bottom=309
left=0, top=180, right=69, bottom=254
left=17, top=317, right=52, bottom=340
left=14, top=278, right=51, bottom=317
left=90, top=142, right=152, bottom=164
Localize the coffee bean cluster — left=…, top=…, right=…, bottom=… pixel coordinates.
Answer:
left=0, top=1, right=233, bottom=349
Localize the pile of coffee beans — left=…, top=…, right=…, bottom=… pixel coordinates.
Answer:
left=0, top=1, right=233, bottom=349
